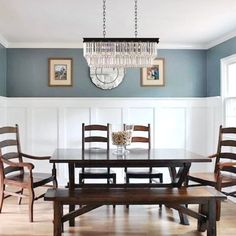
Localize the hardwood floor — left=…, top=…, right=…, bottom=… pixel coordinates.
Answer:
left=0, top=188, right=236, bottom=236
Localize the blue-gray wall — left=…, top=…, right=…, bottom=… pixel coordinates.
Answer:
left=0, top=44, right=6, bottom=96
left=7, top=48, right=207, bottom=97
left=207, top=37, right=236, bottom=96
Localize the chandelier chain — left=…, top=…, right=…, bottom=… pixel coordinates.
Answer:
left=134, top=0, right=138, bottom=38
left=103, top=0, right=106, bottom=38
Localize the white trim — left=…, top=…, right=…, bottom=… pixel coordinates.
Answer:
left=8, top=42, right=84, bottom=49
left=220, top=54, right=236, bottom=126
left=0, top=34, right=8, bottom=48
left=158, top=43, right=207, bottom=50
left=206, top=30, right=236, bottom=49
left=8, top=41, right=207, bottom=50
left=2, top=28, right=236, bottom=49
left=220, top=54, right=236, bottom=98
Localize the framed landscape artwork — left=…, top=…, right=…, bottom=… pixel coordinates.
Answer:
left=141, top=58, right=165, bottom=86
left=48, top=58, right=73, bottom=86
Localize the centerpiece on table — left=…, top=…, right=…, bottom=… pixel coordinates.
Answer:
left=112, top=126, right=133, bottom=155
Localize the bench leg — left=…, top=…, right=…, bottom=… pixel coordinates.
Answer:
left=54, top=202, right=63, bottom=236
left=197, top=200, right=217, bottom=236
left=69, top=204, right=75, bottom=226
left=177, top=205, right=189, bottom=225
left=197, top=203, right=207, bottom=232
left=207, top=200, right=216, bottom=236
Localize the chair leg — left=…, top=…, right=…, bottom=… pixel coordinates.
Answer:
left=79, top=174, right=83, bottom=185
left=0, top=184, right=5, bottom=213
left=53, top=178, right=58, bottom=189
left=28, top=188, right=35, bottom=222
left=160, top=174, right=163, bottom=184
left=126, top=176, right=129, bottom=209
left=18, top=188, right=23, bottom=205
left=113, top=175, right=116, bottom=209
left=216, top=179, right=222, bottom=221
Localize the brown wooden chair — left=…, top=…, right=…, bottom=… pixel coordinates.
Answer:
left=0, top=125, right=57, bottom=222
left=124, top=124, right=163, bottom=184
left=79, top=123, right=116, bottom=185
left=186, top=125, right=236, bottom=220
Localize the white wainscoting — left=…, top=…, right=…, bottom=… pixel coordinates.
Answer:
left=2, top=97, right=222, bottom=185
left=0, top=96, right=7, bottom=126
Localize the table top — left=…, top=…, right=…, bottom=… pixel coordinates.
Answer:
left=50, top=148, right=210, bottom=167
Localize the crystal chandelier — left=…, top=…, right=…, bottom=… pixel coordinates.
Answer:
left=83, top=0, right=159, bottom=68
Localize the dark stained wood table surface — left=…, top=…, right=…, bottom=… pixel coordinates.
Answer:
left=51, top=148, right=211, bottom=188
left=50, top=148, right=211, bottom=226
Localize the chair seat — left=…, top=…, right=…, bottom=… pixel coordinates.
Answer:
left=5, top=172, right=54, bottom=186
left=81, top=168, right=115, bottom=175
left=188, top=172, right=236, bottom=187
left=126, top=169, right=161, bottom=175
left=126, top=169, right=163, bottom=181
left=79, top=169, right=116, bottom=183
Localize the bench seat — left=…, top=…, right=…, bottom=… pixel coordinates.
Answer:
left=45, top=186, right=226, bottom=236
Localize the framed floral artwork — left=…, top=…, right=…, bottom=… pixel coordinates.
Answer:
left=48, top=58, right=73, bottom=86
left=141, top=58, right=165, bottom=86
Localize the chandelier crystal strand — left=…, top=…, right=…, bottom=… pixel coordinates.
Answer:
left=135, top=0, right=138, bottom=38
left=103, top=0, right=106, bottom=38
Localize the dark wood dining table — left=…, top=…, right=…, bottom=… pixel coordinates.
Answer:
left=50, top=148, right=211, bottom=226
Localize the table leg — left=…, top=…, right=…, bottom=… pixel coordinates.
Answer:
left=68, top=163, right=75, bottom=227
left=168, top=164, right=191, bottom=225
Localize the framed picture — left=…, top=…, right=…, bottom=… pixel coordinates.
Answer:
left=141, top=58, right=165, bottom=86
left=48, top=58, right=73, bottom=86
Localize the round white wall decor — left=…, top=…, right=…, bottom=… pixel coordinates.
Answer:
left=90, top=67, right=125, bottom=89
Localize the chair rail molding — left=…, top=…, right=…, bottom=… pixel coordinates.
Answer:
left=3, top=96, right=222, bottom=185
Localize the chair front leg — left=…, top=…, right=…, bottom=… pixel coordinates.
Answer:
left=0, top=184, right=5, bottom=213
left=28, top=187, right=35, bottom=222
left=18, top=188, right=24, bottom=205
left=216, top=174, right=223, bottom=221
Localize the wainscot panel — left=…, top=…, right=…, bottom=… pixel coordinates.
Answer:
left=4, top=97, right=222, bottom=185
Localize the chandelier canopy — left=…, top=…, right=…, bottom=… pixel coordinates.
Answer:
left=83, top=0, right=159, bottom=68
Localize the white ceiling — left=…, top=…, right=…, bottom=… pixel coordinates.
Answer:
left=0, top=0, right=236, bottom=48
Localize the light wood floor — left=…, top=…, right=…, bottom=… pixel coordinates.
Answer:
left=0, top=189, right=235, bottom=236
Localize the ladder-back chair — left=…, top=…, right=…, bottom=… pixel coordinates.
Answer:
left=0, top=125, right=57, bottom=222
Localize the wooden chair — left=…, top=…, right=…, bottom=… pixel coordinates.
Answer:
left=124, top=124, right=163, bottom=184
left=0, top=125, right=57, bottom=222
left=79, top=123, right=116, bottom=185
left=186, top=125, right=236, bottom=220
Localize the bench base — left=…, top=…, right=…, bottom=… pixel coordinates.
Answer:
left=45, top=186, right=226, bottom=236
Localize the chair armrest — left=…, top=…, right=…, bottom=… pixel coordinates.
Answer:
left=20, top=152, right=51, bottom=160
left=218, top=162, right=236, bottom=170
left=1, top=158, right=34, bottom=170
left=208, top=153, right=218, bottom=159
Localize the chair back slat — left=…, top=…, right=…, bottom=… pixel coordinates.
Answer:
left=82, top=123, right=110, bottom=151
left=132, top=137, right=149, bottom=143
left=133, top=125, right=149, bottom=132
left=221, top=166, right=236, bottom=174
left=84, top=136, right=108, bottom=143
left=221, top=140, right=236, bottom=147
left=0, top=126, right=17, bottom=134
left=124, top=124, right=151, bottom=149
left=4, top=166, right=23, bottom=175
left=0, top=140, right=18, bottom=148
left=214, top=125, right=236, bottom=175
left=221, top=127, right=236, bottom=134
left=85, top=125, right=108, bottom=131
left=220, top=152, right=236, bottom=161
left=0, top=124, right=23, bottom=177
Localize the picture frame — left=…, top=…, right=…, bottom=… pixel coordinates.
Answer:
left=48, top=58, right=73, bottom=86
left=141, top=58, right=165, bottom=86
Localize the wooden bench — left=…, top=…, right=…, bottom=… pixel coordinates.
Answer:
left=44, top=186, right=226, bottom=236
